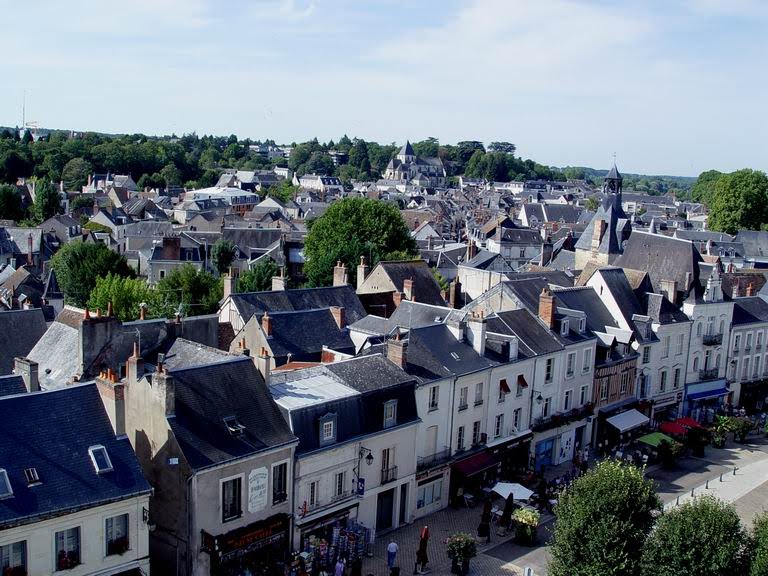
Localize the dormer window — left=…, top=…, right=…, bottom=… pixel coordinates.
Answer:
left=88, top=445, right=113, bottom=474
left=0, top=469, right=12, bottom=499
left=579, top=318, right=586, bottom=334
left=645, top=323, right=652, bottom=339
left=384, top=400, right=398, bottom=429
left=24, top=467, right=40, bottom=486
left=223, top=416, right=246, bottom=436
left=561, top=319, right=569, bottom=336
left=319, top=413, right=337, bottom=446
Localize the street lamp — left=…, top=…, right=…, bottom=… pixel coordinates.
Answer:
left=536, top=394, right=543, bottom=405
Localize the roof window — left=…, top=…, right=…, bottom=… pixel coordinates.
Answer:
left=88, top=445, right=114, bottom=474
left=24, top=467, right=41, bottom=486
left=223, top=416, right=246, bottom=436
left=0, top=469, right=12, bottom=499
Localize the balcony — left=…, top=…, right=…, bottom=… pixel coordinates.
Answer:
left=702, top=333, right=722, bottom=346
left=302, top=489, right=357, bottom=517
left=531, top=403, right=594, bottom=433
left=381, top=466, right=398, bottom=485
left=699, top=368, right=720, bottom=381
left=417, top=448, right=452, bottom=471
left=458, top=402, right=468, bottom=412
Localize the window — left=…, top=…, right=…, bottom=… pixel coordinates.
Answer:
left=222, top=476, right=242, bottom=522
left=55, top=527, right=80, bottom=571
left=732, top=359, right=739, bottom=380
left=323, top=421, right=334, bottom=440
left=693, top=356, right=699, bottom=372
left=474, top=382, right=483, bottom=405
left=734, top=334, right=741, bottom=352
left=459, top=386, right=468, bottom=410
left=747, top=333, right=753, bottom=351
left=105, top=513, right=129, bottom=556
left=308, top=480, right=319, bottom=506
left=696, top=323, right=702, bottom=337
left=621, top=371, right=630, bottom=395
left=673, top=368, right=681, bottom=389
left=543, top=397, right=552, bottom=417
left=642, top=346, right=651, bottom=364
left=743, top=357, right=751, bottom=380
left=560, top=319, right=569, bottom=336
left=580, top=385, right=589, bottom=405
left=662, top=336, right=670, bottom=358
left=320, top=414, right=337, bottom=445
left=494, top=414, right=504, bottom=438
left=272, top=462, right=288, bottom=505
left=600, top=380, right=608, bottom=401
left=24, top=467, right=40, bottom=486
left=383, top=400, right=397, bottom=428
left=88, top=445, right=113, bottom=474
left=159, top=269, right=166, bottom=280
left=457, top=426, right=465, bottom=450
left=545, top=358, right=554, bottom=383
left=659, top=370, right=667, bottom=393
left=566, top=352, right=575, bottom=377
left=416, top=478, right=443, bottom=509
left=498, top=380, right=508, bottom=402
left=429, top=386, right=439, bottom=411
left=579, top=318, right=586, bottom=333
left=513, top=408, right=522, bottom=430
left=583, top=348, right=592, bottom=372
left=472, top=421, right=481, bottom=445
left=0, top=541, right=26, bottom=573
left=335, top=471, right=345, bottom=497
left=0, top=469, right=12, bottom=499
left=759, top=332, right=765, bottom=350
left=755, top=356, right=761, bottom=377
left=564, top=390, right=572, bottom=411
left=677, top=333, right=684, bottom=355
left=519, top=248, right=526, bottom=258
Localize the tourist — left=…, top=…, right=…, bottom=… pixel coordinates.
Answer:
left=387, top=540, right=399, bottom=569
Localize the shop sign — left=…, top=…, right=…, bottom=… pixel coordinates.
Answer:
left=357, top=478, right=365, bottom=496
left=248, top=467, right=269, bottom=513
left=654, top=394, right=678, bottom=407
left=216, top=514, right=289, bottom=559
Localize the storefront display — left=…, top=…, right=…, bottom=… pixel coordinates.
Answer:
left=204, top=513, right=290, bottom=576
left=297, top=517, right=370, bottom=574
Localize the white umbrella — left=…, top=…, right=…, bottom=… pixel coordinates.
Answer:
left=492, top=482, right=533, bottom=501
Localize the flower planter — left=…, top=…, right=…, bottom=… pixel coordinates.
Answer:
left=514, top=523, right=537, bottom=546
left=451, top=559, right=471, bottom=575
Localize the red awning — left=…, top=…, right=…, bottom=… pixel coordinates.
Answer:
left=676, top=417, right=704, bottom=429
left=517, top=375, right=529, bottom=388
left=452, top=452, right=498, bottom=477
left=499, top=379, right=511, bottom=394
left=659, top=421, right=688, bottom=436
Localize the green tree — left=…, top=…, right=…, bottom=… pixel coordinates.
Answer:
left=641, top=496, right=749, bottom=576
left=160, top=162, right=182, bottom=186
left=87, top=273, right=155, bottom=321
left=303, top=197, right=418, bottom=287
left=61, top=157, right=93, bottom=191
left=155, top=264, right=222, bottom=316
left=238, top=259, right=280, bottom=293
left=70, top=194, right=96, bottom=211
left=269, top=180, right=299, bottom=203
left=51, top=242, right=134, bottom=306
left=549, top=460, right=661, bottom=576
left=211, top=238, right=237, bottom=274
left=752, top=511, right=768, bottom=576
left=709, top=169, right=768, bottom=235
left=0, top=184, right=23, bottom=220
left=690, top=169, right=722, bottom=204
left=585, top=196, right=599, bottom=211
left=33, top=180, right=61, bottom=222
left=347, top=139, right=371, bottom=176
left=488, top=141, right=516, bottom=155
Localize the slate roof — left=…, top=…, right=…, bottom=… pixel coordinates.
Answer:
left=486, top=309, right=563, bottom=358
left=592, top=268, right=644, bottom=327
left=735, top=231, right=768, bottom=259
left=643, top=293, right=690, bottom=325
left=399, top=141, right=415, bottom=156
left=169, top=356, right=296, bottom=471
left=0, top=308, right=47, bottom=374
left=324, top=354, right=416, bottom=392
left=228, top=285, right=367, bottom=325
left=163, top=338, right=234, bottom=371
left=732, top=297, right=768, bottom=326
left=263, top=308, right=355, bottom=361
left=0, top=383, right=151, bottom=529
left=374, top=260, right=446, bottom=307
left=0, top=375, right=26, bottom=397
left=552, top=286, right=620, bottom=333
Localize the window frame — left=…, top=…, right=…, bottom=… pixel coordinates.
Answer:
left=0, top=540, right=26, bottom=573
left=271, top=460, right=289, bottom=506
left=105, top=513, right=130, bottom=556
left=583, top=348, right=592, bottom=372
left=220, top=474, right=244, bottom=523
left=54, top=526, right=81, bottom=572
left=494, top=414, right=504, bottom=438
left=428, top=385, right=439, bottom=411
left=383, top=400, right=398, bottom=428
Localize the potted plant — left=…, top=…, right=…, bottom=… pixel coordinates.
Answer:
left=730, top=416, right=754, bottom=443
left=446, top=532, right=477, bottom=575
left=711, top=415, right=732, bottom=448
left=658, top=439, right=684, bottom=469
left=512, top=507, right=540, bottom=546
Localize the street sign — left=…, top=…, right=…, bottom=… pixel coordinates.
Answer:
left=357, top=478, right=365, bottom=496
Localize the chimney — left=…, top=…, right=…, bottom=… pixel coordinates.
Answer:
left=27, top=233, right=33, bottom=267
left=330, top=306, right=346, bottom=330
left=403, top=278, right=415, bottom=302
left=357, top=256, right=370, bottom=290
left=448, top=279, right=462, bottom=309
left=466, top=311, right=487, bottom=356
left=96, top=370, right=126, bottom=437
left=427, top=236, right=433, bottom=250
left=152, top=370, right=175, bottom=417
left=732, top=283, right=741, bottom=299
left=591, top=219, right=606, bottom=251
left=161, top=235, right=181, bottom=260
left=540, top=237, right=553, bottom=266
left=660, top=279, right=678, bottom=304
left=107, top=300, right=113, bottom=317
left=262, top=311, right=273, bottom=336
left=92, top=200, right=100, bottom=216
left=14, top=357, right=39, bottom=392
left=466, top=242, right=477, bottom=261
left=126, top=341, right=144, bottom=383
left=747, top=283, right=755, bottom=297
left=271, top=267, right=287, bottom=291
left=538, top=287, right=556, bottom=329
left=139, top=303, right=147, bottom=321
left=333, top=261, right=348, bottom=286
left=258, top=347, right=271, bottom=386
left=393, top=291, right=403, bottom=308
left=223, top=268, right=238, bottom=300
left=508, top=336, right=519, bottom=361
left=387, top=334, right=408, bottom=369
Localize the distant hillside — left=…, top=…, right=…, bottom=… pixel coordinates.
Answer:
left=560, top=166, right=696, bottom=198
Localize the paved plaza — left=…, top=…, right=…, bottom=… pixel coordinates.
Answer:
left=361, top=436, right=768, bottom=576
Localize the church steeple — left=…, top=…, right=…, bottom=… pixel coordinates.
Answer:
left=397, top=140, right=416, bottom=163
left=603, top=161, right=623, bottom=198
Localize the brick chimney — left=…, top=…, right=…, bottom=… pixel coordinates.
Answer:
left=262, top=311, right=273, bottom=337
left=591, top=219, right=606, bottom=252
left=357, top=256, right=370, bottom=290
left=466, top=241, right=477, bottom=261
left=14, top=357, right=39, bottom=392
left=403, top=278, right=415, bottom=302
left=393, top=291, right=403, bottom=308
left=387, top=334, right=408, bottom=369
left=96, top=369, right=126, bottom=436
left=333, top=261, right=348, bottom=286
left=448, top=279, right=462, bottom=309
left=139, top=303, right=147, bottom=320
left=161, top=235, right=181, bottom=260
left=747, top=283, right=755, bottom=297
left=330, top=306, right=346, bottom=330
left=271, top=267, right=287, bottom=291
left=538, top=287, right=556, bottom=329
left=126, top=341, right=144, bottom=383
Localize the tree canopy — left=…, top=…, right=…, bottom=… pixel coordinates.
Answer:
left=303, top=197, right=418, bottom=287
left=211, top=238, right=237, bottom=274
left=238, top=259, right=280, bottom=293
left=51, top=242, right=134, bottom=306
left=0, top=184, right=23, bottom=221
left=33, top=180, right=61, bottom=222
left=154, top=264, right=222, bottom=316
left=87, top=273, right=155, bottom=321
left=61, top=157, right=93, bottom=191
left=690, top=169, right=722, bottom=204
left=708, top=169, right=768, bottom=235
left=752, top=511, right=768, bottom=576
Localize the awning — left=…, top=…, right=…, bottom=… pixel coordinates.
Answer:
left=517, top=374, right=529, bottom=388
left=491, top=482, right=533, bottom=501
left=687, top=387, right=729, bottom=401
left=675, top=417, right=704, bottom=429
left=606, top=409, right=649, bottom=433
left=638, top=432, right=675, bottom=448
left=659, top=421, right=688, bottom=436
left=452, top=452, right=498, bottom=477
left=499, top=378, right=511, bottom=394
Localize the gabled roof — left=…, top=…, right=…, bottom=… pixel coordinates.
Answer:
left=399, top=141, right=415, bottom=156
left=732, top=296, right=768, bottom=326
left=259, top=308, right=355, bottom=361
left=369, top=260, right=446, bottom=306
left=163, top=337, right=234, bottom=372
left=169, top=357, right=296, bottom=471
left=0, top=375, right=26, bottom=397
left=487, top=309, right=563, bottom=358
left=0, top=383, right=151, bottom=529
left=26, top=307, right=82, bottom=388
left=0, top=308, right=47, bottom=374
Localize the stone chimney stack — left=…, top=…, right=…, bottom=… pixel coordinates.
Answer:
left=591, top=219, right=606, bottom=252
left=357, top=256, right=370, bottom=290
left=152, top=365, right=175, bottom=417
left=14, top=357, right=39, bottom=392
left=403, top=278, right=415, bottom=302
left=27, top=233, right=33, bottom=267
left=660, top=279, right=678, bottom=304
left=330, top=306, right=346, bottom=330
left=538, top=287, right=556, bottom=329
left=223, top=268, right=238, bottom=300
left=257, top=346, right=271, bottom=386
left=126, top=341, right=144, bottom=383
left=466, top=311, right=487, bottom=356
left=508, top=336, right=519, bottom=361
left=96, top=368, right=126, bottom=437
left=466, top=241, right=477, bottom=261
left=262, top=311, right=273, bottom=337
left=448, top=279, right=462, bottom=309
left=393, top=291, right=403, bottom=308
left=333, top=261, right=348, bottom=286
left=271, top=267, right=287, bottom=291
left=387, top=334, right=408, bottom=369
left=540, top=237, right=553, bottom=266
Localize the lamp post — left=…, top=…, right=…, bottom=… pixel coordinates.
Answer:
left=355, top=446, right=374, bottom=496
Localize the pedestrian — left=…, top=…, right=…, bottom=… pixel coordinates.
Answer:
left=415, top=525, right=429, bottom=573
left=477, top=500, right=492, bottom=544
left=334, top=556, right=346, bottom=576
left=387, top=540, right=399, bottom=569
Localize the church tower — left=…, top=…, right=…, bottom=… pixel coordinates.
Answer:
left=397, top=140, right=416, bottom=164
left=603, top=162, right=623, bottom=199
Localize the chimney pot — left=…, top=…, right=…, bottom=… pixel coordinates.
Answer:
left=538, top=287, right=556, bottom=329
left=14, top=357, right=39, bottom=392
left=262, top=311, right=273, bottom=336
left=387, top=336, right=408, bottom=369
left=139, top=303, right=147, bottom=321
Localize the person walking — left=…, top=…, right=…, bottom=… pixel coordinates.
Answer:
left=387, top=540, right=399, bottom=570
left=415, top=525, right=429, bottom=573
left=334, top=556, right=346, bottom=576
left=477, top=500, right=492, bottom=544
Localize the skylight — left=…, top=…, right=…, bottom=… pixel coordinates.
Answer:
left=88, top=445, right=114, bottom=474
left=24, top=467, right=41, bottom=486
left=223, top=416, right=246, bottom=436
left=0, top=469, right=13, bottom=499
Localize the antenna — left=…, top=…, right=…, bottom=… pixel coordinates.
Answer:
left=22, top=91, right=25, bottom=129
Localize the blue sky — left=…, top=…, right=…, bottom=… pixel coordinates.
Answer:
left=2, top=0, right=766, bottom=176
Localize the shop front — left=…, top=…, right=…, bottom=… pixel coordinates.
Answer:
left=684, top=379, right=729, bottom=423
left=650, top=392, right=683, bottom=423
left=531, top=424, right=584, bottom=473
left=449, top=451, right=500, bottom=506
left=738, top=379, right=768, bottom=413
left=595, top=401, right=647, bottom=454
left=486, top=431, right=533, bottom=479
left=204, top=513, right=290, bottom=576
left=414, top=465, right=450, bottom=519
